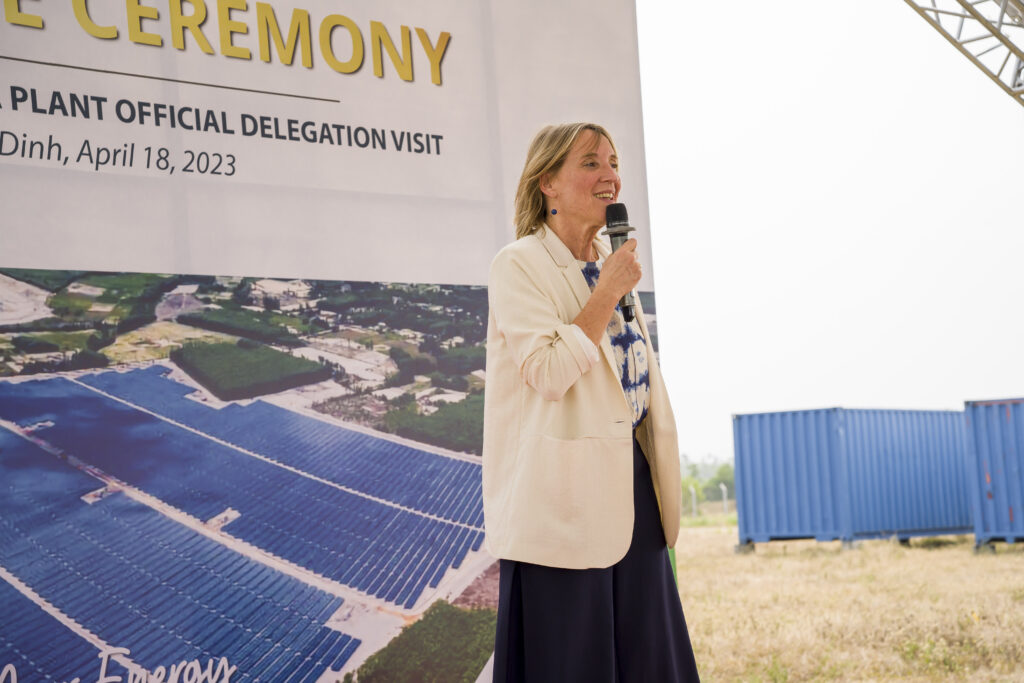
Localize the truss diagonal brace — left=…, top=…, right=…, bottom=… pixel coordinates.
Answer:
left=904, top=0, right=1024, bottom=108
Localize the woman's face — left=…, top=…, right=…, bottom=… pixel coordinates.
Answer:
left=544, top=130, right=621, bottom=228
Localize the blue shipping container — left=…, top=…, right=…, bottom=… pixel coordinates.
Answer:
left=733, top=408, right=969, bottom=546
left=964, top=398, right=1024, bottom=546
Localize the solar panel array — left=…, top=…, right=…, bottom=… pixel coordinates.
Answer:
left=0, top=429, right=360, bottom=682
left=81, top=366, right=484, bottom=527
left=0, top=371, right=485, bottom=611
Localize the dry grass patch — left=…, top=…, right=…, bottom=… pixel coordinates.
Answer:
left=675, top=526, right=1024, bottom=681
left=102, top=321, right=236, bottom=363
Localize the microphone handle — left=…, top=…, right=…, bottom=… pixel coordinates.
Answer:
left=607, top=233, right=637, bottom=322
left=621, top=294, right=636, bottom=323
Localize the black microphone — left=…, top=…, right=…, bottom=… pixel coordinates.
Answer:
left=602, top=203, right=637, bottom=322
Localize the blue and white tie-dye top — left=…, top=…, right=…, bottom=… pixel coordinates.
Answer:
left=580, top=260, right=650, bottom=428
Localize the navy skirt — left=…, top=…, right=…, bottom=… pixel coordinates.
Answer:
left=493, top=434, right=700, bottom=682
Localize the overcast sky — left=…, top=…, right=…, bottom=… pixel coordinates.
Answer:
left=636, top=1, right=1024, bottom=463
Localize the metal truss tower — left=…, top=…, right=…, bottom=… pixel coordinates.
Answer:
left=904, top=0, right=1024, bottom=108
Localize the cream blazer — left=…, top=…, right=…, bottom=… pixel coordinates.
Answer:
left=482, top=226, right=682, bottom=569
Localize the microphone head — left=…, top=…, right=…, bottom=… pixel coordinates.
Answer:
left=605, top=203, right=629, bottom=229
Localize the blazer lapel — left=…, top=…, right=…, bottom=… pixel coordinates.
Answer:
left=537, top=228, right=627, bottom=397
left=537, top=227, right=592, bottom=310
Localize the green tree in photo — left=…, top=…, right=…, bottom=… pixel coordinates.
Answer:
left=384, top=394, right=484, bottom=455
left=12, top=336, right=60, bottom=354
left=355, top=601, right=495, bottom=683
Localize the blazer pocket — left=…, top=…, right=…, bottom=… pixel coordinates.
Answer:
left=508, top=434, right=634, bottom=566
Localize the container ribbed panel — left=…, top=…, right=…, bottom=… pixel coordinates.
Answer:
left=964, top=399, right=1024, bottom=544
left=735, top=409, right=840, bottom=543
left=844, top=410, right=968, bottom=537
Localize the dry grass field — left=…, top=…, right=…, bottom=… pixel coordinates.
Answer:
left=675, top=523, right=1024, bottom=682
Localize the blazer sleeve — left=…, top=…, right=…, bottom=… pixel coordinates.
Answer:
left=488, top=249, right=597, bottom=401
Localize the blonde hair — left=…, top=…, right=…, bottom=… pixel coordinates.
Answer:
left=514, top=123, right=617, bottom=239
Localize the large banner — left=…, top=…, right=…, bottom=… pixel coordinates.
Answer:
left=0, top=2, right=654, bottom=681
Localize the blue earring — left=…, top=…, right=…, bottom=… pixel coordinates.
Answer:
left=550, top=209, right=558, bottom=215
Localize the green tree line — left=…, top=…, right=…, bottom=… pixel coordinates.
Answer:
left=681, top=462, right=735, bottom=511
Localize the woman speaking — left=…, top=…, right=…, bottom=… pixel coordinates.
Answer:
left=483, top=122, right=700, bottom=682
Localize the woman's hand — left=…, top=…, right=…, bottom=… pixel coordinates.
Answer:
left=573, top=239, right=641, bottom=347
left=594, top=238, right=641, bottom=301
